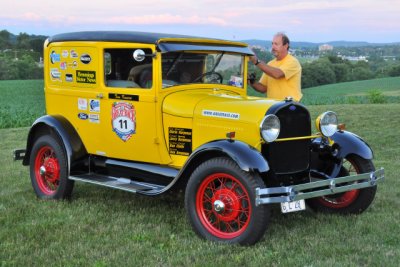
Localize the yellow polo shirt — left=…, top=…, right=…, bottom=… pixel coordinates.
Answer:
left=259, top=54, right=302, bottom=101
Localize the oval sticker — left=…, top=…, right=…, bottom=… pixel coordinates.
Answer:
left=80, top=54, right=91, bottom=64
left=78, top=113, right=89, bottom=120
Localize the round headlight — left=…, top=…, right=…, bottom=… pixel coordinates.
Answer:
left=317, top=111, right=338, bottom=137
left=260, top=114, right=280, bottom=142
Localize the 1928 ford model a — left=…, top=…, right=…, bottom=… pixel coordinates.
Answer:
left=14, top=31, right=384, bottom=245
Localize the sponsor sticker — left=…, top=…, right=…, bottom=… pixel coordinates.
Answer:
left=78, top=113, right=88, bottom=120
left=202, top=110, right=240, bottom=120
left=50, top=68, right=61, bottom=81
left=228, top=76, right=243, bottom=87
left=62, top=50, right=69, bottom=58
left=70, top=49, right=78, bottom=58
left=65, top=73, right=73, bottom=82
left=76, top=70, right=96, bottom=84
left=50, top=51, right=61, bottom=64
left=89, top=114, right=100, bottom=123
left=90, top=99, right=100, bottom=112
left=78, top=98, right=87, bottom=110
left=169, top=128, right=192, bottom=156
left=60, top=62, right=67, bottom=70
left=80, top=54, right=91, bottom=64
left=112, top=102, right=136, bottom=142
left=68, top=61, right=78, bottom=68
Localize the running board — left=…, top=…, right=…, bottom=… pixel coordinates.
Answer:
left=69, top=173, right=165, bottom=194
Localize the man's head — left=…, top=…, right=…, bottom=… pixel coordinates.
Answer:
left=271, top=32, right=290, bottom=60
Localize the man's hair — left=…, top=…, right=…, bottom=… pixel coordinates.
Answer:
left=275, top=32, right=290, bottom=50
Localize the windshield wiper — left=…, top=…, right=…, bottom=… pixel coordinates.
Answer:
left=166, top=53, right=183, bottom=78
left=210, top=52, right=224, bottom=72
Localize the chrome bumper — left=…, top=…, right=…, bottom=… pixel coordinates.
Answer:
left=255, top=168, right=384, bottom=205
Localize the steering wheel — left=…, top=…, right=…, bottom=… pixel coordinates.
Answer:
left=193, top=72, right=223, bottom=83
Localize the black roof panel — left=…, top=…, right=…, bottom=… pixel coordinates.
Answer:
left=48, top=31, right=229, bottom=45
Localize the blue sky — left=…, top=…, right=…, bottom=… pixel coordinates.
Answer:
left=1, top=0, right=399, bottom=43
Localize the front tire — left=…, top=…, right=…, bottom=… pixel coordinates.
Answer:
left=306, top=155, right=377, bottom=214
left=29, top=135, right=74, bottom=199
left=185, top=157, right=270, bottom=245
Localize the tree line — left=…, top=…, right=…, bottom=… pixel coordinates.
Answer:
left=301, top=54, right=400, bottom=88
left=0, top=30, right=46, bottom=80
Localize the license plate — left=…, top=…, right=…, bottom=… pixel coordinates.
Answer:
left=280, top=199, right=306, bottom=213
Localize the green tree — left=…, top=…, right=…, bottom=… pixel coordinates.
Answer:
left=16, top=32, right=31, bottom=49
left=29, top=38, right=46, bottom=53
left=0, top=30, right=11, bottom=49
left=302, top=58, right=336, bottom=88
left=388, top=65, right=400, bottom=77
left=333, top=63, right=350, bottom=82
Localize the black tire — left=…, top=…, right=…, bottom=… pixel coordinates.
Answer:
left=306, top=155, right=377, bottom=214
left=29, top=135, right=74, bottom=199
left=185, top=157, right=270, bottom=245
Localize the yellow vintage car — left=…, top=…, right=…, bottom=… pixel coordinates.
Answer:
left=15, top=31, right=384, bottom=245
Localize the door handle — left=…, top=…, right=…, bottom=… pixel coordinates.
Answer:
left=96, top=93, right=104, bottom=99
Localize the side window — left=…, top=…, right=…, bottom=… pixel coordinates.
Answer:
left=104, top=48, right=153, bottom=89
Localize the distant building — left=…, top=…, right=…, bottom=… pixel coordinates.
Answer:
left=319, top=44, right=333, bottom=51
left=338, top=55, right=368, bottom=62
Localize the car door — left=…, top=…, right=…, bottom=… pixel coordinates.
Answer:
left=87, top=46, right=163, bottom=164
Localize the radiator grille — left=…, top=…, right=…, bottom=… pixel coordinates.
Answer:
left=262, top=103, right=311, bottom=174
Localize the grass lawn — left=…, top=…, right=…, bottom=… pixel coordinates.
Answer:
left=1, top=104, right=399, bottom=266
left=0, top=80, right=45, bottom=129
left=301, top=77, right=400, bottom=105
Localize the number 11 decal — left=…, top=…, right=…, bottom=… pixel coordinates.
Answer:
left=112, top=102, right=136, bottom=141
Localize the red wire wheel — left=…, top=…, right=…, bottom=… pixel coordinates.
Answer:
left=196, top=173, right=252, bottom=239
left=317, top=158, right=360, bottom=208
left=186, top=157, right=270, bottom=245
left=306, top=155, right=377, bottom=214
left=29, top=135, right=74, bottom=199
left=34, top=146, right=60, bottom=195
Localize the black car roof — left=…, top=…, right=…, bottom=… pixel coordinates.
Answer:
left=47, top=31, right=254, bottom=55
left=47, top=31, right=245, bottom=46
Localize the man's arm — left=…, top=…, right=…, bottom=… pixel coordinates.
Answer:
left=250, top=81, right=268, bottom=93
left=250, top=56, right=285, bottom=79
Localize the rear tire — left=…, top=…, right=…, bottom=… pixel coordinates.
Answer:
left=29, top=135, right=74, bottom=199
left=185, top=157, right=270, bottom=245
left=306, top=155, right=377, bottom=214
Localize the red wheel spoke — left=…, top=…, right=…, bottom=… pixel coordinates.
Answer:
left=196, top=172, right=252, bottom=239
left=34, top=146, right=60, bottom=195
left=318, top=158, right=361, bottom=208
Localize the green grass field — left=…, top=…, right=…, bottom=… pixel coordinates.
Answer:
left=302, top=76, right=400, bottom=105
left=0, top=80, right=45, bottom=129
left=0, top=79, right=399, bottom=265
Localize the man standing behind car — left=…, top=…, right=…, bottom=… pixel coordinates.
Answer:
left=249, top=32, right=302, bottom=101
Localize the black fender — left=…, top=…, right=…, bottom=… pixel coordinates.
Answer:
left=185, top=139, right=269, bottom=173
left=23, top=115, right=87, bottom=173
left=161, top=139, right=269, bottom=194
left=176, top=139, right=269, bottom=184
left=140, top=139, right=270, bottom=196
left=311, top=130, right=373, bottom=178
left=330, top=130, right=373, bottom=160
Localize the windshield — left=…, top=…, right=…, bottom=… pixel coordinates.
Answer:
left=161, top=52, right=244, bottom=88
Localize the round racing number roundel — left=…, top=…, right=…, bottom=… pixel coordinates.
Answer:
left=112, top=102, right=136, bottom=141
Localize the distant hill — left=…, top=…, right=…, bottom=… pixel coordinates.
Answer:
left=242, top=39, right=400, bottom=49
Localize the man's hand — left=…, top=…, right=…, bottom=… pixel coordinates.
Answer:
left=249, top=55, right=258, bottom=65
left=248, top=72, right=256, bottom=84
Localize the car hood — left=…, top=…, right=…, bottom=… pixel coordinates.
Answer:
left=162, top=89, right=280, bottom=123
